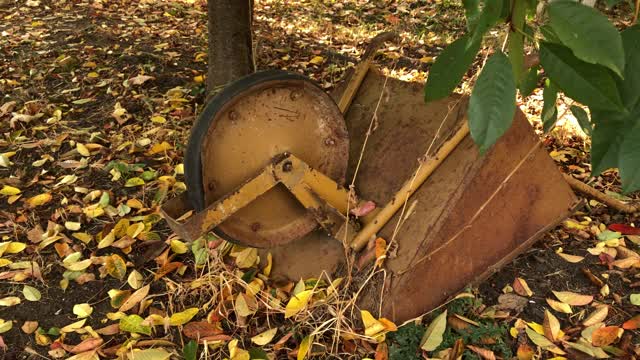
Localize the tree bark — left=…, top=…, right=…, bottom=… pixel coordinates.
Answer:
left=207, top=0, right=254, bottom=95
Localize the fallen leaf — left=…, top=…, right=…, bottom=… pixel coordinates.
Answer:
left=76, top=143, right=90, bottom=157
left=21, top=321, right=38, bottom=334
left=127, top=348, right=171, bottom=360
left=129, top=74, right=155, bottom=85
left=26, top=193, right=52, bottom=207
left=631, top=294, right=640, bottom=305
left=170, top=308, right=199, bottom=326
left=125, top=177, right=145, bottom=187
left=22, top=285, right=41, bottom=301
left=105, top=254, right=127, bottom=279
left=546, top=298, right=572, bottom=313
left=127, top=270, right=144, bottom=289
left=70, top=337, right=103, bottom=354
left=525, top=327, right=565, bottom=355
left=467, top=345, right=496, bottom=360
left=183, top=321, right=222, bottom=339
left=251, top=327, right=277, bottom=345
left=73, top=303, right=93, bottom=318
left=552, top=291, right=593, bottom=306
left=591, top=326, right=621, bottom=347
left=119, top=284, right=150, bottom=312
left=119, top=314, right=151, bottom=335
left=557, top=252, right=584, bottom=263
left=513, top=278, right=533, bottom=297
left=0, top=296, right=21, bottom=307
left=543, top=310, right=561, bottom=341
left=622, top=315, right=640, bottom=330
left=608, top=224, right=640, bottom=235
left=0, top=320, right=12, bottom=334
left=0, top=185, right=20, bottom=196
left=284, top=290, right=313, bottom=318
left=583, top=305, right=609, bottom=327
left=420, top=310, right=447, bottom=351
left=297, top=335, right=313, bottom=360
left=361, top=310, right=386, bottom=338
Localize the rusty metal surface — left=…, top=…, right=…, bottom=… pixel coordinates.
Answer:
left=192, top=72, right=349, bottom=246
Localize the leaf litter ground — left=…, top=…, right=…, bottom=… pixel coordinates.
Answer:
left=0, top=0, right=638, bottom=359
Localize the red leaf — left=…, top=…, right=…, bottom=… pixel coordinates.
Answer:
left=183, top=321, right=223, bottom=339
left=623, top=315, right=640, bottom=330
left=608, top=224, right=640, bottom=235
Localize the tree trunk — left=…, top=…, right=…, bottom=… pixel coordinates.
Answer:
left=207, top=0, right=254, bottom=95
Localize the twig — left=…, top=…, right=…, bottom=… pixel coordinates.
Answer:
left=563, top=174, right=639, bottom=214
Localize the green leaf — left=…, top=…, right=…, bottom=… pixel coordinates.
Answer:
left=22, top=285, right=41, bottom=302
left=548, top=1, right=625, bottom=76
left=540, top=42, right=624, bottom=112
left=540, top=25, right=561, bottom=44
left=590, top=119, right=624, bottom=176
left=619, top=123, right=640, bottom=193
left=249, top=347, right=269, bottom=360
left=463, top=0, right=481, bottom=31
left=618, top=25, right=640, bottom=110
left=542, top=80, right=558, bottom=133
left=424, top=35, right=481, bottom=102
left=468, top=51, right=517, bottom=153
left=183, top=340, right=198, bottom=360
left=468, top=0, right=504, bottom=46
left=519, top=65, right=539, bottom=98
left=570, top=105, right=591, bottom=135
left=631, top=294, right=640, bottom=306
left=119, top=314, right=152, bottom=335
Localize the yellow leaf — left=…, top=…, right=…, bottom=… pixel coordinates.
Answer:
left=5, top=242, right=26, bottom=254
left=419, top=56, right=434, bottom=63
left=420, top=310, right=447, bottom=351
left=583, top=305, right=609, bottom=327
left=546, top=298, right=573, bottom=313
left=125, top=177, right=145, bottom=187
left=513, top=278, right=533, bottom=297
left=83, top=205, right=104, bottom=218
left=22, top=285, right=41, bottom=301
left=0, top=185, right=20, bottom=196
left=27, top=193, right=52, bottom=207
left=64, top=258, right=92, bottom=271
left=0, top=259, right=12, bottom=267
left=73, top=303, right=93, bottom=318
left=525, top=327, right=566, bottom=355
left=297, top=335, right=314, bottom=360
left=563, top=219, right=586, bottom=230
left=193, top=75, right=204, bottom=83
left=127, top=270, right=144, bottom=289
left=128, top=348, right=171, bottom=360
left=61, top=319, right=86, bottom=333
left=309, top=56, right=324, bottom=65
left=169, top=307, right=199, bottom=326
left=235, top=293, right=256, bottom=317
left=76, top=143, right=90, bottom=157
left=229, top=339, right=251, bottom=360
left=72, top=232, right=93, bottom=244
left=0, top=296, right=21, bottom=306
left=126, top=223, right=145, bottom=238
left=553, top=291, right=593, bottom=306
left=97, top=230, right=115, bottom=249
left=105, top=254, right=127, bottom=279
left=361, top=310, right=385, bottom=337
left=170, top=239, right=188, bottom=254
left=527, top=321, right=545, bottom=335
left=174, top=163, right=184, bottom=175
left=87, top=72, right=99, bottom=78
left=251, top=327, right=277, bottom=345
left=0, top=319, right=12, bottom=334
left=284, top=290, right=313, bottom=318
left=235, top=247, right=258, bottom=268
left=150, top=115, right=166, bottom=124
left=65, top=221, right=81, bottom=231
left=147, top=141, right=172, bottom=155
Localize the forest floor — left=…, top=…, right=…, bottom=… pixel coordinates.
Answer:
left=0, top=0, right=639, bottom=359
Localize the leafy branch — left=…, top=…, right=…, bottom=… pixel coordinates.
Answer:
left=424, top=0, right=640, bottom=192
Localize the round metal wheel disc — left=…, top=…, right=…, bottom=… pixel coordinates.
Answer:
left=185, top=71, right=349, bottom=248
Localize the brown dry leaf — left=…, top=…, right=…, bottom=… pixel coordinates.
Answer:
left=583, top=305, right=609, bottom=327
left=70, top=337, right=103, bottom=354
left=513, top=278, right=533, bottom=297
left=466, top=345, right=496, bottom=360
left=552, top=291, right=593, bottom=306
left=183, top=321, right=222, bottom=339
left=21, top=321, right=38, bottom=334
left=119, top=284, right=150, bottom=312
left=543, top=310, right=561, bottom=341
left=557, top=252, right=585, bottom=263
left=129, top=74, right=154, bottom=85
left=591, top=326, right=621, bottom=347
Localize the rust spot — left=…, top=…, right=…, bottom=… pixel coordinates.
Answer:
left=250, top=222, right=261, bottom=232
left=228, top=110, right=238, bottom=120
left=207, top=181, right=217, bottom=191
left=290, top=89, right=302, bottom=101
